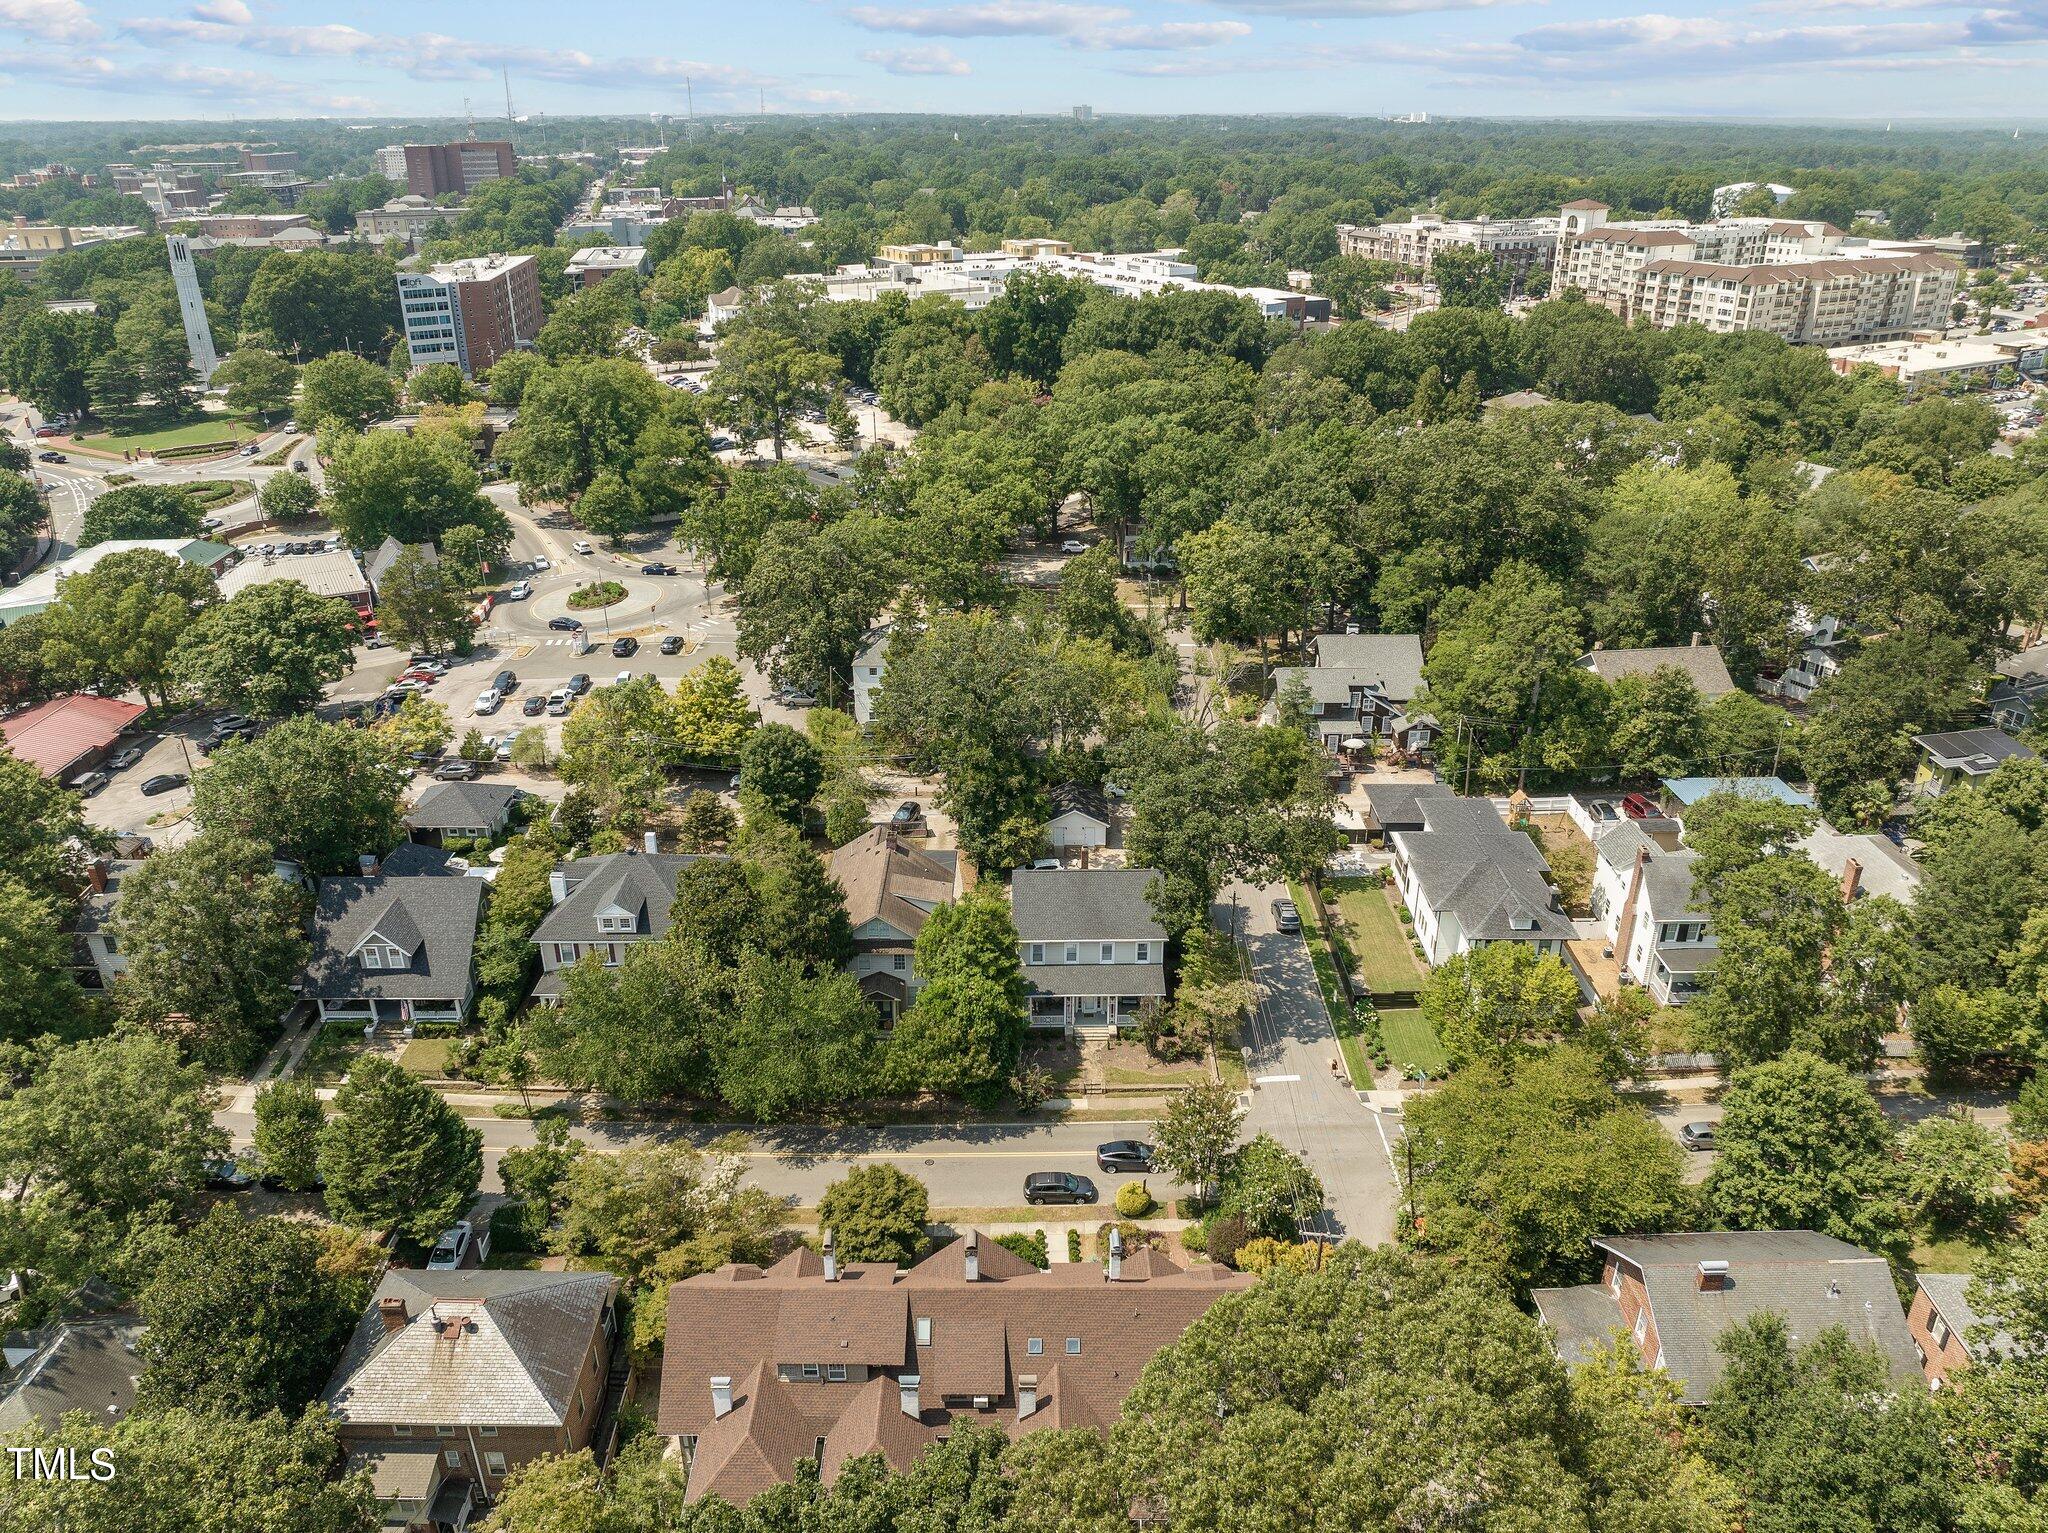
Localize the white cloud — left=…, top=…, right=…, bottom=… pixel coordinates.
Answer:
left=1207, top=0, right=1519, bottom=13
left=0, top=0, right=101, bottom=43
left=845, top=0, right=1247, bottom=48
left=190, top=0, right=251, bottom=22
left=861, top=43, right=973, bottom=72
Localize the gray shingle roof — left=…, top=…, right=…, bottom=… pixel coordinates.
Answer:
left=0, top=1315, right=145, bottom=1433
left=1538, top=1231, right=1919, bottom=1404
left=1364, top=781, right=1459, bottom=830
left=1913, top=727, right=2034, bottom=774
left=1305, top=634, right=1425, bottom=700
left=1022, top=959, right=1167, bottom=999
left=303, top=851, right=483, bottom=1002
left=1576, top=644, right=1736, bottom=698
left=1011, top=868, right=1166, bottom=942
left=1915, top=1272, right=2015, bottom=1362
left=1593, top=823, right=1705, bottom=920
left=1394, top=797, right=1574, bottom=943
left=324, top=1270, right=616, bottom=1428
left=529, top=850, right=706, bottom=947
left=404, top=781, right=522, bottom=833
left=1045, top=782, right=1108, bottom=825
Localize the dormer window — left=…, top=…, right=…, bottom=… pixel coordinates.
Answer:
left=597, top=914, right=634, bottom=933
left=359, top=944, right=406, bottom=969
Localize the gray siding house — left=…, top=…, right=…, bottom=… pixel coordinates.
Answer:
left=302, top=843, right=484, bottom=1028
left=529, top=844, right=705, bottom=1001
left=1011, top=867, right=1167, bottom=1035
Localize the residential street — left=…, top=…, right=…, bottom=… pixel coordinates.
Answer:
left=1226, top=879, right=1400, bottom=1245
left=218, top=1105, right=1181, bottom=1208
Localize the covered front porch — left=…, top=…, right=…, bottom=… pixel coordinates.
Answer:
left=1028, top=992, right=1146, bottom=1038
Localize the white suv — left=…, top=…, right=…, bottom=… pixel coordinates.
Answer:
left=473, top=690, right=502, bottom=715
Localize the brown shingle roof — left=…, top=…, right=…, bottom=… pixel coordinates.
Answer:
left=828, top=828, right=955, bottom=942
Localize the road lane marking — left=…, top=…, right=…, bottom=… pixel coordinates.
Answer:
left=1254, top=1073, right=1301, bottom=1084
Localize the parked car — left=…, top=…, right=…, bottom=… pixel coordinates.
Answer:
left=1028, top=858, right=1062, bottom=871
left=773, top=686, right=817, bottom=707
left=521, top=694, right=546, bottom=716
left=611, top=636, right=637, bottom=657
left=433, top=760, right=480, bottom=781
left=548, top=615, right=583, bottom=632
left=531, top=556, right=552, bottom=572
left=426, top=1221, right=488, bottom=1270
left=108, top=745, right=144, bottom=771
left=1059, top=539, right=1088, bottom=555
left=473, top=691, right=502, bottom=715
left=614, top=670, right=633, bottom=686
left=67, top=770, right=109, bottom=797
left=494, top=735, right=514, bottom=762
left=363, top=634, right=390, bottom=650
left=1095, top=1140, right=1154, bottom=1174
left=890, top=800, right=924, bottom=828
left=1620, top=792, right=1660, bottom=819
left=660, top=634, right=684, bottom=655
left=1023, top=1171, right=1098, bottom=1205
left=505, top=581, right=532, bottom=601
left=290, top=460, right=309, bottom=473
left=139, top=772, right=188, bottom=797
left=572, top=539, right=594, bottom=555
left=547, top=689, right=572, bottom=715
left=492, top=670, right=518, bottom=695
left=567, top=672, right=592, bottom=695
left=1679, top=1121, right=1717, bottom=1152
left=1272, top=897, right=1301, bottom=933
left=203, top=1158, right=257, bottom=1191
left=32, top=424, right=59, bottom=438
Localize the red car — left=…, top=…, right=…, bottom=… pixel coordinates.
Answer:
left=1620, top=792, right=1660, bottom=819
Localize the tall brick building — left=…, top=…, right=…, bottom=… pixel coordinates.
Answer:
left=397, top=253, right=543, bottom=378
left=403, top=141, right=515, bottom=199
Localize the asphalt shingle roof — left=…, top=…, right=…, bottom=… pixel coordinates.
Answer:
left=529, top=851, right=706, bottom=947
left=302, top=850, right=483, bottom=1002
left=324, top=1270, right=616, bottom=1428
left=1576, top=644, right=1736, bottom=698
left=0, top=1315, right=145, bottom=1433
left=1011, top=868, right=1165, bottom=942
left=404, top=781, right=522, bottom=833
left=1304, top=633, right=1425, bottom=699
left=1395, top=797, right=1574, bottom=943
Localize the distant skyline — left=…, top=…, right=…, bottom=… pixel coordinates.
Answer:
left=2, top=0, right=2048, bottom=123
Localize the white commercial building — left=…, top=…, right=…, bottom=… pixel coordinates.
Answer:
left=1336, top=213, right=1559, bottom=283
left=1554, top=201, right=1958, bottom=345
left=1827, top=338, right=2019, bottom=393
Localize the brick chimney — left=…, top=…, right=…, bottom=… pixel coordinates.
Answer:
left=358, top=852, right=379, bottom=876
left=378, top=1296, right=408, bottom=1334
left=1108, top=1227, right=1124, bottom=1281
left=1696, top=1259, right=1730, bottom=1292
left=1840, top=857, right=1862, bottom=903
left=962, top=1231, right=979, bottom=1283
left=86, top=860, right=108, bottom=893
left=711, top=1375, right=733, bottom=1418
left=822, top=1228, right=837, bottom=1283
left=898, top=1374, right=921, bottom=1419
left=1613, top=845, right=1651, bottom=977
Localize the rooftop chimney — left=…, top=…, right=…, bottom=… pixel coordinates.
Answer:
left=711, top=1375, right=734, bottom=1418
left=1690, top=631, right=1704, bottom=647
left=1840, top=857, right=1862, bottom=903
left=548, top=868, right=568, bottom=905
left=1108, top=1228, right=1124, bottom=1281
left=1017, top=1374, right=1039, bottom=1418
left=898, top=1374, right=921, bottom=1419
left=378, top=1296, right=408, bottom=1334
left=1696, top=1259, right=1731, bottom=1292
left=86, top=860, right=108, bottom=893
left=822, top=1229, right=838, bottom=1282
left=644, top=830, right=659, bottom=855
left=963, top=1232, right=979, bottom=1283
left=359, top=852, right=379, bottom=876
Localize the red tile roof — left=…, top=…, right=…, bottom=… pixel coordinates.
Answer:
left=1, top=694, right=145, bottom=777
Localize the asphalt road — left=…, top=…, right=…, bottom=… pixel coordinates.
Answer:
left=218, top=1107, right=1179, bottom=1208
left=1228, top=880, right=1400, bottom=1245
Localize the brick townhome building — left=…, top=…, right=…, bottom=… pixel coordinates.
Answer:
left=658, top=1230, right=1251, bottom=1504
left=1907, top=1272, right=2014, bottom=1387
left=325, top=1270, right=621, bottom=1530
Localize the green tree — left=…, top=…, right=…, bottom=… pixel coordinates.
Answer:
left=35, top=546, right=218, bottom=708
left=295, top=351, right=398, bottom=432
left=406, top=362, right=473, bottom=407
left=372, top=546, right=474, bottom=655
left=1692, top=854, right=1854, bottom=1066
left=257, top=469, right=320, bottom=523
left=557, top=676, right=681, bottom=829
left=1420, top=943, right=1586, bottom=1071
left=110, top=831, right=309, bottom=1069
left=0, top=876, right=88, bottom=1048
left=323, top=427, right=501, bottom=549
left=505, top=357, right=666, bottom=502
left=1216, top=1132, right=1323, bottom=1241
left=136, top=1204, right=367, bottom=1417
left=318, top=1058, right=483, bottom=1246
left=815, top=1163, right=931, bottom=1266
left=738, top=721, right=822, bottom=825
left=1430, top=243, right=1508, bottom=309
left=77, top=483, right=201, bottom=548
left=1403, top=1046, right=1693, bottom=1289
left=712, top=952, right=876, bottom=1119
left=0, top=747, right=94, bottom=899
left=1605, top=665, right=1707, bottom=778
left=529, top=943, right=714, bottom=1103
left=191, top=713, right=406, bottom=876
left=1704, top=1050, right=1911, bottom=1264
left=212, top=346, right=298, bottom=420
left=671, top=655, right=756, bottom=761
left=252, top=1078, right=325, bottom=1193
left=1900, top=1107, right=2011, bottom=1232
left=733, top=516, right=897, bottom=707
left=710, top=302, right=840, bottom=460
left=242, top=247, right=397, bottom=360
left=172, top=579, right=358, bottom=716
left=551, top=1137, right=778, bottom=1284
left=1151, top=1080, right=1244, bottom=1203
left=373, top=692, right=453, bottom=759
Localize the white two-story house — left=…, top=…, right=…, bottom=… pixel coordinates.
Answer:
left=1389, top=788, right=1576, bottom=965
left=827, top=827, right=959, bottom=1024
left=1590, top=821, right=1715, bottom=1005
left=1010, top=868, right=1167, bottom=1035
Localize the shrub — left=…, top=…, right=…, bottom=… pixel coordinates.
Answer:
left=1179, top=1222, right=1207, bottom=1254
left=1235, top=1237, right=1321, bottom=1275
left=994, top=1230, right=1049, bottom=1269
left=490, top=1199, right=546, bottom=1254
left=1206, top=1214, right=1248, bottom=1269
left=567, top=580, right=626, bottom=610
left=1011, top=1062, right=1056, bottom=1112
left=816, top=1164, right=930, bottom=1266
left=1066, top=1228, right=1082, bottom=1262
left=1115, top=1180, right=1156, bottom=1218
left=1094, top=1220, right=1148, bottom=1261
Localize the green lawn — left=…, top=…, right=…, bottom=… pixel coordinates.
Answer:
left=181, top=478, right=256, bottom=511
left=399, top=1038, right=457, bottom=1077
left=77, top=413, right=259, bottom=453
left=1377, top=1003, right=1448, bottom=1077
left=1329, top=879, right=1428, bottom=999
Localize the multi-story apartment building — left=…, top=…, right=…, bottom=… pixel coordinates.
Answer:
left=1553, top=201, right=1958, bottom=344
left=397, top=253, right=542, bottom=378
left=1336, top=213, right=1559, bottom=282
left=402, top=141, right=515, bottom=199
left=356, top=195, right=468, bottom=247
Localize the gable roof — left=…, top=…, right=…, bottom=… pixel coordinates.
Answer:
left=303, top=849, right=483, bottom=1001
left=0, top=1314, right=145, bottom=1434
left=1534, top=1231, right=1918, bottom=1404
left=405, top=780, right=522, bottom=832
left=0, top=694, right=146, bottom=777
left=1011, top=868, right=1166, bottom=942
left=1576, top=644, right=1736, bottom=698
left=324, top=1269, right=616, bottom=1428
left=1392, top=796, right=1574, bottom=943
left=1304, top=633, right=1425, bottom=699
left=1915, top=1273, right=2015, bottom=1363
left=529, top=850, right=706, bottom=946
left=1593, top=822, right=1703, bottom=920
left=1046, top=782, right=1109, bottom=825
left=365, top=536, right=437, bottom=588
left=829, top=828, right=955, bottom=943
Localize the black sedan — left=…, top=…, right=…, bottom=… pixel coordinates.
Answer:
left=1023, top=1171, right=1098, bottom=1205
left=660, top=634, right=684, bottom=655
left=547, top=616, right=583, bottom=632
left=522, top=695, right=547, bottom=716
left=641, top=561, right=677, bottom=575
left=611, top=636, right=638, bottom=658
left=139, top=772, right=188, bottom=796
left=1095, top=1140, right=1154, bottom=1174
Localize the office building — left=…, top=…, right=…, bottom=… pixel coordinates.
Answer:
left=397, top=254, right=542, bottom=378
left=563, top=246, right=650, bottom=287
left=0, top=216, right=142, bottom=282
left=372, top=145, right=409, bottom=181
left=239, top=148, right=300, bottom=173
left=402, top=141, right=515, bottom=199
left=1337, top=213, right=1559, bottom=284
left=1554, top=201, right=1959, bottom=345
left=355, top=194, right=467, bottom=247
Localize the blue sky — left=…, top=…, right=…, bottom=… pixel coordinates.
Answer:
left=3, top=0, right=2048, bottom=121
